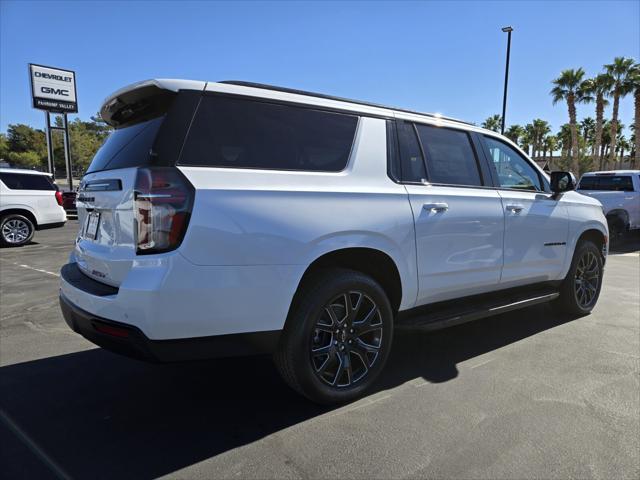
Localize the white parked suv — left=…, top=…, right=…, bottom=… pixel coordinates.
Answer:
left=60, top=80, right=608, bottom=403
left=577, top=170, right=640, bottom=238
left=0, top=168, right=67, bottom=247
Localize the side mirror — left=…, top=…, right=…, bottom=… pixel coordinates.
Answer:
left=550, top=171, right=575, bottom=196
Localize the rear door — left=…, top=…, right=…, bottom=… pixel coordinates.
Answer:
left=400, top=122, right=505, bottom=305
left=74, top=88, right=200, bottom=286
left=480, top=135, right=569, bottom=285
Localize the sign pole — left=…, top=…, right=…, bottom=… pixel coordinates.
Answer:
left=62, top=114, right=73, bottom=191
left=44, top=111, right=55, bottom=177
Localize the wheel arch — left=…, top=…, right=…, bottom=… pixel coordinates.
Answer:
left=0, top=208, right=38, bottom=228
left=576, top=228, right=607, bottom=260
left=605, top=208, right=629, bottom=227
left=289, top=247, right=404, bottom=318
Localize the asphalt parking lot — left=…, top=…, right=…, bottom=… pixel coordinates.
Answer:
left=1, top=221, right=638, bottom=480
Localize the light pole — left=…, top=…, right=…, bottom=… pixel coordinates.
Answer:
left=500, top=26, right=513, bottom=135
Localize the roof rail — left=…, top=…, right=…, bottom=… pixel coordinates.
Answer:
left=219, top=81, right=474, bottom=126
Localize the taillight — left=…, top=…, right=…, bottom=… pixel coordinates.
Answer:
left=55, top=191, right=63, bottom=206
left=133, top=167, right=194, bottom=254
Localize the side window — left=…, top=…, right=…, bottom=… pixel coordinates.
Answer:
left=599, top=176, right=634, bottom=191
left=0, top=173, right=56, bottom=190
left=180, top=95, right=358, bottom=172
left=415, top=124, right=483, bottom=187
left=397, top=122, right=427, bottom=183
left=386, top=120, right=401, bottom=181
left=484, top=136, right=542, bottom=191
left=578, top=176, right=598, bottom=190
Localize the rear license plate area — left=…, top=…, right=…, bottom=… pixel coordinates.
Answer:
left=84, top=211, right=101, bottom=240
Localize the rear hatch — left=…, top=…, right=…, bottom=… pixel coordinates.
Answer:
left=74, top=81, right=203, bottom=286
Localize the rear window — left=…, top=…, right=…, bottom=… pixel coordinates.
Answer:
left=179, top=96, right=358, bottom=171
left=579, top=175, right=634, bottom=191
left=0, top=173, right=56, bottom=190
left=86, top=117, right=164, bottom=173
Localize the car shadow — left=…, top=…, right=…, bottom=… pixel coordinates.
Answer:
left=0, top=303, right=578, bottom=479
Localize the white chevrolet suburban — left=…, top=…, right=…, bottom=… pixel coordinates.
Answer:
left=577, top=170, right=640, bottom=238
left=60, top=80, right=608, bottom=403
left=0, top=168, right=67, bottom=247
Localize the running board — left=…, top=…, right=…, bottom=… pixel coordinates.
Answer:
left=395, top=290, right=560, bottom=331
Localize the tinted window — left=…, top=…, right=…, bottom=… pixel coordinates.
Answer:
left=0, top=173, right=56, bottom=190
left=398, top=123, right=427, bottom=183
left=86, top=117, right=164, bottom=173
left=416, top=124, right=482, bottom=186
left=180, top=96, right=358, bottom=171
left=579, top=175, right=633, bottom=191
left=386, top=120, right=401, bottom=181
left=484, top=136, right=542, bottom=191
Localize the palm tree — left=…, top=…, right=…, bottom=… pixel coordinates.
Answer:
left=579, top=117, right=596, bottom=154
left=604, top=57, right=635, bottom=166
left=481, top=114, right=502, bottom=132
left=600, top=119, right=612, bottom=163
left=543, top=135, right=558, bottom=160
left=582, top=74, right=613, bottom=166
left=616, top=135, right=630, bottom=163
left=556, top=124, right=571, bottom=157
left=551, top=68, right=591, bottom=172
left=505, top=124, right=525, bottom=145
left=526, top=119, right=551, bottom=160
left=630, top=63, right=640, bottom=166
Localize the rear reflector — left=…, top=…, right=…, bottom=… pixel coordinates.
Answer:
left=134, top=167, right=194, bottom=254
left=93, top=322, right=130, bottom=338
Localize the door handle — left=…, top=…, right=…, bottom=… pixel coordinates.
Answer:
left=506, top=204, right=524, bottom=213
left=423, top=202, right=449, bottom=213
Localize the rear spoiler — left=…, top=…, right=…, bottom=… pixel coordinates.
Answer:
left=100, top=79, right=206, bottom=128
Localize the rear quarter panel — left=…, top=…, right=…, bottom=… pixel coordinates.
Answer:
left=177, top=117, right=418, bottom=310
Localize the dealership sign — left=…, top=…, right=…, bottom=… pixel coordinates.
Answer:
left=29, top=64, right=78, bottom=113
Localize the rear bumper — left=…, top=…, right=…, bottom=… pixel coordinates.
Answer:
left=60, top=292, right=281, bottom=362
left=59, top=254, right=302, bottom=340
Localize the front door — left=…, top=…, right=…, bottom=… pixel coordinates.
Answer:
left=481, top=135, right=569, bottom=285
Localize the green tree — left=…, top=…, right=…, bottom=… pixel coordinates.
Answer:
left=557, top=124, right=572, bottom=162
left=551, top=68, right=591, bottom=172
left=543, top=134, right=558, bottom=163
left=505, top=124, right=525, bottom=145
left=0, top=133, right=9, bottom=161
left=604, top=57, right=635, bottom=166
left=481, top=114, right=502, bottom=132
left=630, top=63, right=640, bottom=167
left=582, top=74, right=612, bottom=164
left=579, top=117, right=595, bottom=151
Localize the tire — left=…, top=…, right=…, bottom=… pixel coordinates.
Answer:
left=607, top=216, right=626, bottom=242
left=0, top=214, right=35, bottom=247
left=274, top=268, right=394, bottom=404
left=554, top=240, right=603, bottom=316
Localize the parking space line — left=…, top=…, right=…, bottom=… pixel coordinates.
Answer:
left=0, top=259, right=59, bottom=277
left=0, top=409, right=71, bottom=480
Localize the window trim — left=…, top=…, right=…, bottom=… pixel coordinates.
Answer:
left=176, top=92, right=361, bottom=174
left=479, top=134, right=550, bottom=194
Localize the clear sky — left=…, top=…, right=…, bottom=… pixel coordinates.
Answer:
left=1, top=0, right=638, bottom=136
